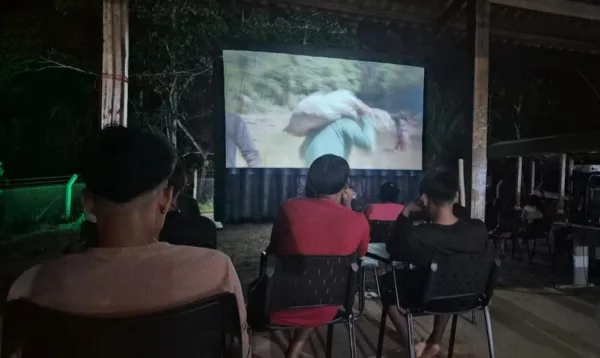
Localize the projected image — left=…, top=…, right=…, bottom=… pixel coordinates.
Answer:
left=223, top=50, right=424, bottom=170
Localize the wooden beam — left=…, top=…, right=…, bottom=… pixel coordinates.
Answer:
left=491, top=0, right=600, bottom=22
left=434, top=0, right=467, bottom=36
left=101, top=0, right=129, bottom=128
left=468, top=0, right=490, bottom=220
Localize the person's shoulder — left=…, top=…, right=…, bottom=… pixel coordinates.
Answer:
left=8, top=264, right=41, bottom=300
left=460, top=218, right=488, bottom=236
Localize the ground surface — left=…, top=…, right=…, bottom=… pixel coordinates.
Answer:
left=1, top=224, right=600, bottom=357
left=233, top=112, right=422, bottom=170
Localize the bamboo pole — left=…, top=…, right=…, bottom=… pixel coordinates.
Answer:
left=467, top=0, right=490, bottom=220
left=516, top=156, right=523, bottom=207
left=530, top=159, right=536, bottom=194
left=101, top=0, right=129, bottom=128
left=458, top=159, right=466, bottom=206
left=558, top=153, right=567, bottom=213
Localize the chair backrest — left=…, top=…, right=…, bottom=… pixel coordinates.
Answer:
left=2, top=293, right=242, bottom=358
left=369, top=220, right=396, bottom=243
left=262, top=254, right=359, bottom=315
left=414, top=253, right=501, bottom=314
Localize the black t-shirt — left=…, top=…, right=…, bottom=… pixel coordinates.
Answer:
left=386, top=214, right=489, bottom=267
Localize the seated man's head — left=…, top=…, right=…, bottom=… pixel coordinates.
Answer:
left=79, top=125, right=177, bottom=246
left=419, top=168, right=459, bottom=221
left=380, top=181, right=400, bottom=203
left=305, top=154, right=350, bottom=203
left=168, top=155, right=187, bottom=208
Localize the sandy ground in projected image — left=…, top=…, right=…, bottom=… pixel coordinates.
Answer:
left=233, top=111, right=423, bottom=170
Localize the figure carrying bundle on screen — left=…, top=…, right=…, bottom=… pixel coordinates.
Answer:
left=284, top=90, right=400, bottom=166
left=226, top=112, right=262, bottom=168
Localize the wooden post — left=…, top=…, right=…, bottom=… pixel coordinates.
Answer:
left=458, top=158, right=466, bottom=206
left=558, top=153, right=567, bottom=213
left=516, top=156, right=522, bottom=207
left=530, top=159, right=536, bottom=194
left=467, top=0, right=490, bottom=220
left=101, top=0, right=129, bottom=128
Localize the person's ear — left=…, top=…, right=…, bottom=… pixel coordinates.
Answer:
left=158, top=186, right=174, bottom=214
left=81, top=189, right=97, bottom=223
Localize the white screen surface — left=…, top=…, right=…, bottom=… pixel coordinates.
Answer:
left=223, top=50, right=424, bottom=170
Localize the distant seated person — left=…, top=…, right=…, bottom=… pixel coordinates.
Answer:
left=384, top=168, right=489, bottom=358
left=255, top=154, right=370, bottom=358
left=8, top=126, right=250, bottom=357
left=160, top=156, right=217, bottom=248
left=364, top=181, right=405, bottom=221
left=522, top=195, right=544, bottom=223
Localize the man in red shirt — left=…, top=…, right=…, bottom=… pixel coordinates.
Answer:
left=364, top=181, right=405, bottom=221
left=266, top=154, right=370, bottom=358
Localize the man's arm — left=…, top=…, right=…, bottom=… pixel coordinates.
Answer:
left=223, top=258, right=251, bottom=358
left=341, top=117, right=376, bottom=152
left=386, top=213, right=414, bottom=261
left=265, top=205, right=289, bottom=253
left=234, top=115, right=262, bottom=167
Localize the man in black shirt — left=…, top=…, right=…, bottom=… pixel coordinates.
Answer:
left=385, top=168, right=488, bottom=358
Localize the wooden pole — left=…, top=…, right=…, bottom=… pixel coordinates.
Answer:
left=467, top=0, right=490, bottom=220
left=101, top=0, right=129, bottom=128
left=558, top=153, right=567, bottom=213
left=516, top=156, right=523, bottom=207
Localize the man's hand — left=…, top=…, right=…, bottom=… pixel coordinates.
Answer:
left=341, top=188, right=355, bottom=208
left=402, top=201, right=422, bottom=217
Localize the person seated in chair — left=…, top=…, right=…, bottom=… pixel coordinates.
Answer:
left=385, top=168, right=489, bottom=358
left=364, top=181, right=405, bottom=221
left=160, top=156, right=217, bottom=248
left=264, top=154, right=370, bottom=358
left=8, top=126, right=249, bottom=357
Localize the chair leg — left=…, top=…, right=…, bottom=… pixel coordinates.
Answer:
left=407, top=313, right=416, bottom=358
left=376, top=306, right=388, bottom=358
left=483, top=306, right=496, bottom=358
left=471, top=310, right=477, bottom=325
left=546, top=235, right=555, bottom=268
left=326, top=324, right=334, bottom=358
left=373, top=266, right=382, bottom=298
left=347, top=317, right=357, bottom=358
left=448, top=315, right=459, bottom=358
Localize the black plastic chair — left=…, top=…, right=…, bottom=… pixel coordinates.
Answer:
left=522, top=217, right=554, bottom=265
left=250, top=253, right=359, bottom=358
left=1, top=293, right=243, bottom=358
left=376, top=253, right=501, bottom=358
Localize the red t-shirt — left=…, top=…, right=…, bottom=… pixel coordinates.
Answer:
left=268, top=197, right=370, bottom=327
left=364, top=203, right=405, bottom=221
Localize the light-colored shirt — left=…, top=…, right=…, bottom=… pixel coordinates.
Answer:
left=300, top=117, right=376, bottom=167
left=8, top=242, right=250, bottom=357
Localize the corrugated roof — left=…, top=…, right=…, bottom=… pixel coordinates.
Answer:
left=248, top=0, right=600, bottom=54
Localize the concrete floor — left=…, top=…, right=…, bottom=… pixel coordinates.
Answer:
left=252, top=287, right=600, bottom=358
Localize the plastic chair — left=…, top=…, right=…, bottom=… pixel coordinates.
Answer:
left=376, top=253, right=501, bottom=358
left=249, top=253, right=359, bottom=358
left=1, top=293, right=242, bottom=358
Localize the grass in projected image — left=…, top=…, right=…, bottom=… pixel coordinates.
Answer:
left=223, top=50, right=424, bottom=170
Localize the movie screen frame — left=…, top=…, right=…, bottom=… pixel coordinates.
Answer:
left=218, top=46, right=426, bottom=171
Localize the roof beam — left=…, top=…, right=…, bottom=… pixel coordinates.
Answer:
left=490, top=0, right=600, bottom=22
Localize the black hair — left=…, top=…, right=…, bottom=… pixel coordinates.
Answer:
left=305, top=154, right=350, bottom=198
left=380, top=181, right=400, bottom=203
left=419, top=168, right=459, bottom=206
left=168, top=155, right=187, bottom=196
left=79, top=125, right=177, bottom=203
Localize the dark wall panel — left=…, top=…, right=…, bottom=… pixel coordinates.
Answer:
left=218, top=168, right=421, bottom=223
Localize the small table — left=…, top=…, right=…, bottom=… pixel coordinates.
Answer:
left=553, top=221, right=600, bottom=289
left=365, top=243, right=391, bottom=264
